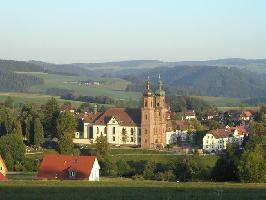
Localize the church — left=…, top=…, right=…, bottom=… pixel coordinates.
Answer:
left=75, top=76, right=169, bottom=149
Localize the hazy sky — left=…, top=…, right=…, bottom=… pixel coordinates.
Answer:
left=0, top=0, right=265, bottom=63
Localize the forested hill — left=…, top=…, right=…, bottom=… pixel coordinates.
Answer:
left=125, top=66, right=266, bottom=98
left=0, top=69, right=44, bottom=92
left=0, top=60, right=43, bottom=72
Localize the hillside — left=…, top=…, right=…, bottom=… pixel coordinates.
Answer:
left=0, top=69, right=44, bottom=92
left=125, top=66, right=266, bottom=98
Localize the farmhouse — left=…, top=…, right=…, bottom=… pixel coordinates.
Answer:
left=37, top=154, right=100, bottom=181
left=0, top=155, right=7, bottom=181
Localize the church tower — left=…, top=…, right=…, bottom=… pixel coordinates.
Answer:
left=154, top=74, right=167, bottom=146
left=141, top=74, right=168, bottom=149
left=141, top=74, right=155, bottom=149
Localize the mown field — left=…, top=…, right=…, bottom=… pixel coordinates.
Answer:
left=1, top=176, right=266, bottom=200
left=17, top=72, right=141, bottom=100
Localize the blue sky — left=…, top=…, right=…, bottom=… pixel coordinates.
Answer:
left=0, top=0, right=265, bottom=63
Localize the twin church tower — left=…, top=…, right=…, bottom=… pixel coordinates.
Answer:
left=141, top=75, right=168, bottom=149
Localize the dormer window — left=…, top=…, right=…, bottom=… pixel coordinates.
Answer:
left=69, top=170, right=77, bottom=178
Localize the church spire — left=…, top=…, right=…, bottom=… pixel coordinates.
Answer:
left=144, top=72, right=152, bottom=96
left=155, top=74, right=165, bottom=96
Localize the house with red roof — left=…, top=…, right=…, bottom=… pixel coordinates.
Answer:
left=202, top=127, right=247, bottom=153
left=37, top=154, right=100, bottom=181
left=0, top=155, right=7, bottom=181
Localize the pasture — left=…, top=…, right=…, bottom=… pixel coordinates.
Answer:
left=1, top=176, right=266, bottom=200
left=17, top=72, right=142, bottom=100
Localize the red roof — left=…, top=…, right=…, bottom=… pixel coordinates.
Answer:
left=0, top=172, right=6, bottom=181
left=208, top=129, right=232, bottom=139
left=37, top=154, right=97, bottom=180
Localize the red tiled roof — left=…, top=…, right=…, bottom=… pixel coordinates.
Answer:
left=83, top=112, right=102, bottom=123
left=208, top=129, right=231, bottom=139
left=0, top=172, right=6, bottom=181
left=37, top=154, right=97, bottom=180
left=93, top=108, right=141, bottom=126
left=242, top=111, right=252, bottom=117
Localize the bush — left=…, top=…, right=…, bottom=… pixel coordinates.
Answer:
left=116, top=159, right=131, bottom=177
left=156, top=170, right=176, bottom=182
left=132, top=174, right=144, bottom=181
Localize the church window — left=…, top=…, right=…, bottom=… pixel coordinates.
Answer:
left=131, top=128, right=134, bottom=135
left=145, top=100, right=147, bottom=107
left=131, top=137, right=133, bottom=142
left=104, top=127, right=107, bottom=134
left=97, top=127, right=99, bottom=134
left=113, top=127, right=115, bottom=134
left=113, top=136, right=115, bottom=141
left=145, top=114, right=147, bottom=120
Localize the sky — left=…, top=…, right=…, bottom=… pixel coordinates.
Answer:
left=0, top=0, right=265, bottom=63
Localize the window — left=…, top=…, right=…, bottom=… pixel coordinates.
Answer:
left=113, top=127, right=115, bottom=134
left=113, top=136, right=115, bottom=141
left=138, top=138, right=141, bottom=143
left=145, top=100, right=147, bottom=107
left=145, top=139, right=147, bottom=143
left=97, top=127, right=99, bottom=134
left=104, top=127, right=107, bottom=134
left=145, top=114, right=148, bottom=120
left=89, top=127, right=93, bottom=138
left=69, top=170, right=76, bottom=178
left=131, top=137, right=133, bottom=142
left=157, top=103, right=159, bottom=107
left=131, top=128, right=134, bottom=135
left=145, top=129, right=147, bottom=134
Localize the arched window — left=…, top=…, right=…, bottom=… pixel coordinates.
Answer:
left=145, top=100, right=147, bottom=107
left=113, top=127, right=115, bottom=134
left=145, top=114, right=148, bottom=120
left=97, top=127, right=99, bottom=134
left=131, top=128, right=134, bottom=135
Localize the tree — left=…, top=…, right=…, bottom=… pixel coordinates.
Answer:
left=33, top=118, right=44, bottom=148
left=4, top=96, right=14, bottom=108
left=0, top=133, right=26, bottom=170
left=42, top=97, right=60, bottom=138
left=116, top=159, right=131, bottom=177
left=95, top=133, right=110, bottom=158
left=238, top=145, right=266, bottom=182
left=56, top=111, right=76, bottom=154
left=121, top=128, right=128, bottom=144
left=143, top=161, right=156, bottom=180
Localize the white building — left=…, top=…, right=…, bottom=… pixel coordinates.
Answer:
left=74, top=108, right=141, bottom=145
left=166, top=120, right=195, bottom=144
left=203, top=127, right=247, bottom=153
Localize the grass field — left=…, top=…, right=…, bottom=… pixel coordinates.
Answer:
left=17, top=72, right=141, bottom=100
left=0, top=92, right=83, bottom=106
left=1, top=176, right=266, bottom=200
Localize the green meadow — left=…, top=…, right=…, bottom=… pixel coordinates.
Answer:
left=1, top=176, right=266, bottom=200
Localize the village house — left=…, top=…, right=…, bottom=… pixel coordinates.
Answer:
left=166, top=120, right=195, bottom=144
left=240, top=111, right=253, bottom=121
left=182, top=110, right=196, bottom=120
left=37, top=154, right=100, bottom=181
left=0, top=155, right=7, bottom=181
left=202, top=126, right=247, bottom=153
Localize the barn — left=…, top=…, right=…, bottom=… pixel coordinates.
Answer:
left=37, top=154, right=100, bottom=181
